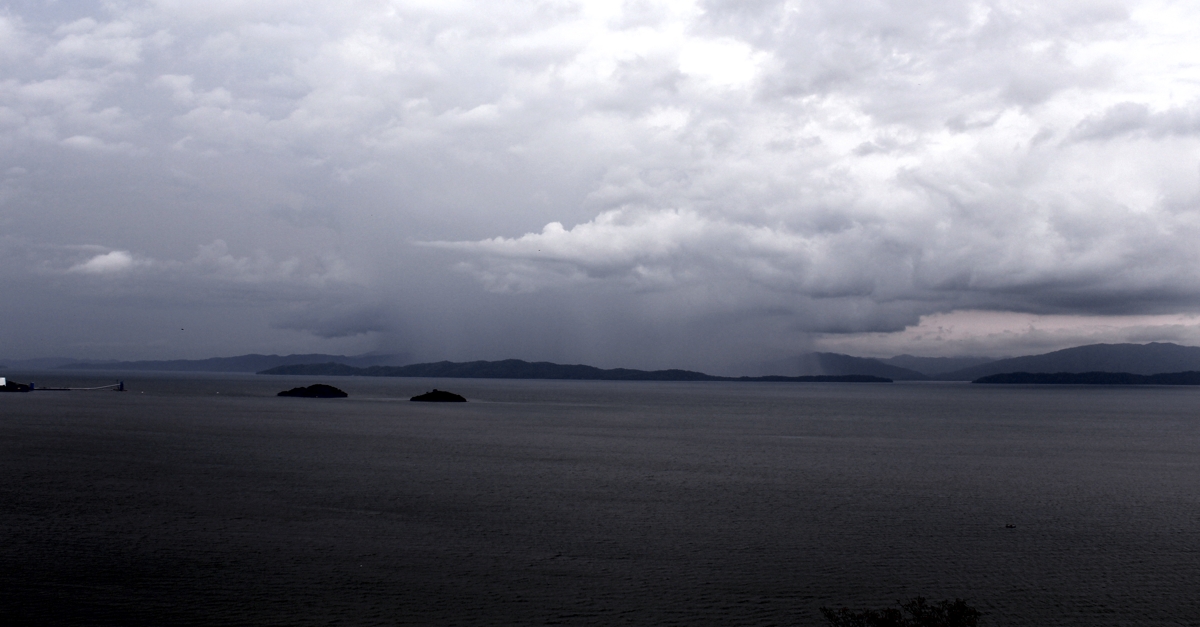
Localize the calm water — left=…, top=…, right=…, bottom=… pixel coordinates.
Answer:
left=1, top=372, right=1198, bottom=626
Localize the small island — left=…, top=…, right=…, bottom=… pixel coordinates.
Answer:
left=411, top=389, right=466, bottom=402
left=277, top=384, right=348, bottom=398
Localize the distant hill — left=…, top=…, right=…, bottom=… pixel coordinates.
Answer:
left=259, top=359, right=893, bottom=383
left=881, top=354, right=995, bottom=376
left=797, top=353, right=930, bottom=381
left=974, top=371, right=1200, bottom=385
left=940, top=343, right=1200, bottom=380
left=54, top=353, right=409, bottom=373
left=1, top=357, right=87, bottom=370
left=736, top=352, right=930, bottom=380
left=24, top=343, right=1200, bottom=382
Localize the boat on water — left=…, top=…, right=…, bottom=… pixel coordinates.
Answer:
left=1, top=377, right=31, bottom=392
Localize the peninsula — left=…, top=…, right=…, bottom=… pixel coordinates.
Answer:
left=973, top=371, right=1200, bottom=385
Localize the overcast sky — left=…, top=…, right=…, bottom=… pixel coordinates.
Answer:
left=3, top=0, right=1200, bottom=370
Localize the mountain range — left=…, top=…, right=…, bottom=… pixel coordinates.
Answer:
left=259, top=360, right=891, bottom=383
left=6, top=342, right=1200, bottom=380
left=931, top=343, right=1200, bottom=380
left=974, top=371, right=1200, bottom=385
left=759, top=343, right=1200, bottom=380
left=879, top=354, right=996, bottom=375
left=793, top=353, right=932, bottom=381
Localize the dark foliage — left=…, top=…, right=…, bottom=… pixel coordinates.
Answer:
left=820, top=597, right=982, bottom=627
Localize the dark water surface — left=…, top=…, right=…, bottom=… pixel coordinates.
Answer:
left=2, top=373, right=1198, bottom=626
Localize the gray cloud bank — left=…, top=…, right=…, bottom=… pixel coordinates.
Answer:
left=3, top=0, right=1200, bottom=370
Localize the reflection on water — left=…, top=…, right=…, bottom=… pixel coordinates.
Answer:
left=2, top=372, right=1198, bottom=626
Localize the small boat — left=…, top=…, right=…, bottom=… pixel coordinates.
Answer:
left=0, top=377, right=32, bottom=393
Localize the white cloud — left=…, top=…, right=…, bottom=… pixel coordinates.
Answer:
left=48, top=19, right=143, bottom=66
left=59, top=134, right=140, bottom=154
left=0, top=15, right=32, bottom=61
left=678, top=37, right=768, bottom=89
left=6, top=0, right=1200, bottom=363
left=56, top=239, right=357, bottom=288
left=432, top=207, right=893, bottom=299
left=814, top=310, right=1200, bottom=358
left=69, top=250, right=139, bottom=274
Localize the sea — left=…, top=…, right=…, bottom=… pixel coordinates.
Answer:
left=1, top=371, right=1198, bottom=626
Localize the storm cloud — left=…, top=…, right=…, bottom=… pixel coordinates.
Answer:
left=3, top=0, right=1200, bottom=369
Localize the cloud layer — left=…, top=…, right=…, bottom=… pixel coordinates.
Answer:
left=3, top=0, right=1200, bottom=366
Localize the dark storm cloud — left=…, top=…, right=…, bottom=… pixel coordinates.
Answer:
left=2, top=0, right=1200, bottom=364
left=272, top=300, right=396, bottom=339
left=1071, top=101, right=1200, bottom=141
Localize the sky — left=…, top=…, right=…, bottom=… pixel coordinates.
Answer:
left=4, top=0, right=1200, bottom=371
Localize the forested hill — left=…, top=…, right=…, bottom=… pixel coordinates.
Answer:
left=258, top=360, right=891, bottom=383
left=940, top=343, right=1200, bottom=380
